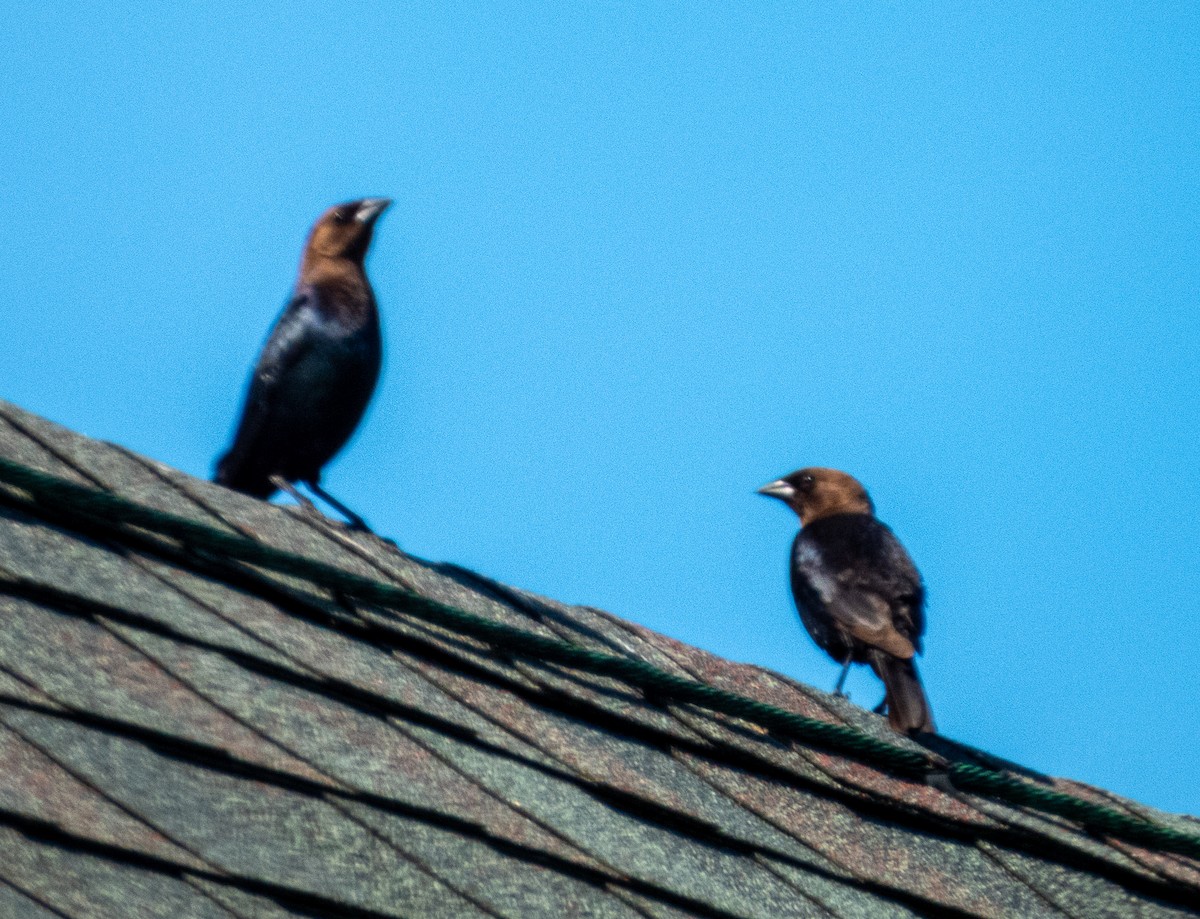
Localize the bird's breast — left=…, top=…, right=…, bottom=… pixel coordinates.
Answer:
left=295, top=324, right=378, bottom=391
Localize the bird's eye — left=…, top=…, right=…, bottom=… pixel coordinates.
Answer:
left=332, top=209, right=350, bottom=224
left=798, top=474, right=815, bottom=491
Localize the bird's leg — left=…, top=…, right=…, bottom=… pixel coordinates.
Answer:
left=307, top=482, right=372, bottom=532
left=833, top=657, right=852, bottom=698
left=873, top=697, right=888, bottom=715
left=270, top=474, right=368, bottom=534
left=269, top=475, right=322, bottom=517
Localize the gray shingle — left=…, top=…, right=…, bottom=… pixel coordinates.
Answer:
left=0, top=826, right=231, bottom=919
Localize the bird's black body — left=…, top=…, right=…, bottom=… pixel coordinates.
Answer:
left=215, top=198, right=390, bottom=513
left=790, top=513, right=925, bottom=666
left=215, top=284, right=381, bottom=498
left=760, top=467, right=935, bottom=734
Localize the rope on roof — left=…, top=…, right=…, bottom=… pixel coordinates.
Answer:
left=1, top=454, right=1198, bottom=862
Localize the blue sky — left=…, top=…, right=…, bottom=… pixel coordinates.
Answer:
left=2, top=3, right=1198, bottom=813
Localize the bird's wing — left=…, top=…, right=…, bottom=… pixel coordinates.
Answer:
left=872, top=524, right=926, bottom=648
left=216, top=290, right=321, bottom=483
left=795, top=533, right=917, bottom=660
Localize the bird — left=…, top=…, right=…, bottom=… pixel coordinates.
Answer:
left=758, top=467, right=935, bottom=735
left=215, top=198, right=391, bottom=529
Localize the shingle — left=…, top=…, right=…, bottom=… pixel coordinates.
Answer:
left=0, top=666, right=57, bottom=708
left=653, top=641, right=1003, bottom=833
left=604, top=892, right=722, bottom=919
left=0, top=414, right=95, bottom=488
left=0, top=591, right=322, bottom=783
left=367, top=603, right=709, bottom=760
left=1, top=399, right=429, bottom=597
left=0, top=877, right=66, bottom=919
left=0, top=720, right=201, bottom=869
left=383, top=634, right=878, bottom=897
left=341, top=804, right=649, bottom=919
left=751, top=859, right=924, bottom=919
left=434, top=568, right=691, bottom=666
left=1049, top=778, right=1200, bottom=890
left=1, top=403, right=1198, bottom=919
left=959, top=783, right=1161, bottom=885
left=0, top=825, right=232, bottom=919
left=0, top=706, right=493, bottom=918
left=181, top=878, right=302, bottom=919
left=403, top=719, right=871, bottom=919
left=589, top=623, right=910, bottom=805
left=0, top=504, right=275, bottom=660
left=98, top=614, right=618, bottom=876
left=678, top=751, right=1051, bottom=918
left=126, top=453, right=409, bottom=585
left=0, top=403, right=236, bottom=534
left=980, top=842, right=1200, bottom=919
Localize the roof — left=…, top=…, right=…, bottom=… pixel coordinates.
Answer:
left=0, top=398, right=1198, bottom=919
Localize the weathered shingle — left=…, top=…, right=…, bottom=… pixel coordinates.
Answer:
left=1, top=399, right=1198, bottom=919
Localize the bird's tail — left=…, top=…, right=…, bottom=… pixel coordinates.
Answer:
left=870, top=652, right=935, bottom=735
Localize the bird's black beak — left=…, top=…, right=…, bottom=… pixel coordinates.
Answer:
left=355, top=198, right=392, bottom=225
left=757, top=479, right=795, bottom=502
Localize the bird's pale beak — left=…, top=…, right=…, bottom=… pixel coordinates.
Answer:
left=757, top=479, right=795, bottom=501
left=355, top=198, right=392, bottom=224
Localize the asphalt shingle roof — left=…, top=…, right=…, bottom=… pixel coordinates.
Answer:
left=0, top=398, right=1198, bottom=918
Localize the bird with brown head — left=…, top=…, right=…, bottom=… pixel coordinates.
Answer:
left=759, top=467, right=935, bottom=735
left=214, top=198, right=392, bottom=529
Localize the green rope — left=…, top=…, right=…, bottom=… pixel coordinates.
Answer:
left=1, top=454, right=1198, bottom=862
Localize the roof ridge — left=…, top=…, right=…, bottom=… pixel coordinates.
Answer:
left=1, top=453, right=1198, bottom=866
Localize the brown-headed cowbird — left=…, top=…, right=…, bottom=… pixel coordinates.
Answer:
left=215, top=198, right=391, bottom=528
left=758, top=467, right=935, bottom=735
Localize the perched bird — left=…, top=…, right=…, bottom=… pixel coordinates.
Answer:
left=215, top=198, right=391, bottom=528
left=758, top=467, right=935, bottom=735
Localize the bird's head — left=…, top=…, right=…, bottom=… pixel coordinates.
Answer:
left=757, top=466, right=874, bottom=525
left=305, top=198, right=392, bottom=264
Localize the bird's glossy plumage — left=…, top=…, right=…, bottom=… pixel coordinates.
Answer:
left=790, top=514, right=924, bottom=664
left=760, top=467, right=935, bottom=734
left=215, top=198, right=390, bottom=502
